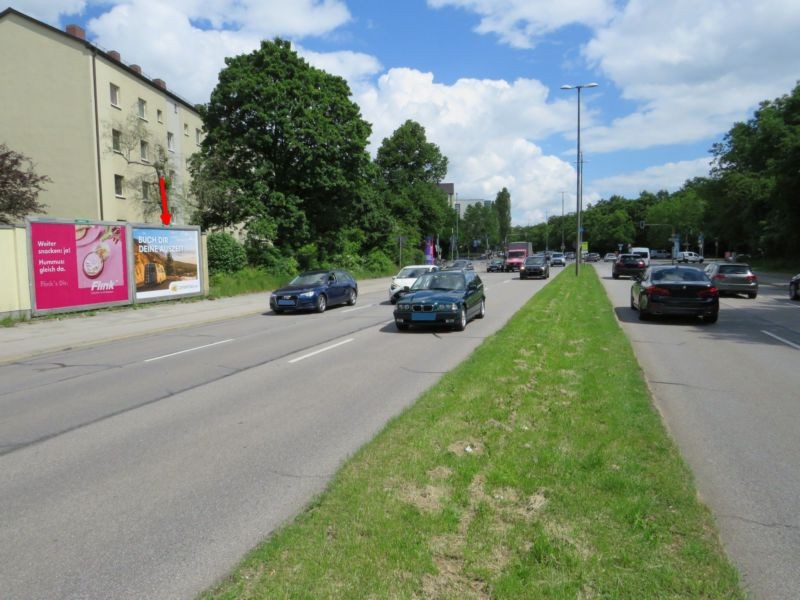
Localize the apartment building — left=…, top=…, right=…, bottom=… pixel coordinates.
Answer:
left=0, top=8, right=203, bottom=224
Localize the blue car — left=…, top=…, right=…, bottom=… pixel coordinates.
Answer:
left=393, top=270, right=486, bottom=331
left=270, top=269, right=358, bottom=313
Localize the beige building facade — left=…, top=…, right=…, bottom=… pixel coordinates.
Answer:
left=0, top=8, right=203, bottom=225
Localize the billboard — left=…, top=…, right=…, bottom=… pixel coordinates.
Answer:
left=132, top=226, right=202, bottom=301
left=27, top=220, right=131, bottom=314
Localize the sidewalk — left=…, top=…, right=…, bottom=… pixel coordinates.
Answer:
left=0, top=277, right=392, bottom=365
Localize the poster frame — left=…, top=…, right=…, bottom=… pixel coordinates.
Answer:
left=26, top=217, right=134, bottom=316
left=129, top=223, right=204, bottom=304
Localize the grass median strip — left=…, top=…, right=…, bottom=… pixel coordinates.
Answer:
left=201, top=267, right=743, bottom=599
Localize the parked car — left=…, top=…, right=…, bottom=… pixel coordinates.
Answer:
left=677, top=251, right=704, bottom=263
left=789, top=273, right=800, bottom=300
left=651, top=249, right=671, bottom=259
left=393, top=270, right=486, bottom=331
left=445, top=259, right=474, bottom=271
left=550, top=252, right=566, bottom=266
left=389, top=264, right=439, bottom=304
left=486, top=258, right=505, bottom=272
left=270, top=269, right=357, bottom=313
left=604, top=252, right=617, bottom=262
left=630, top=265, right=719, bottom=323
left=612, top=254, right=647, bottom=279
left=704, top=262, right=758, bottom=298
left=520, top=255, right=549, bottom=279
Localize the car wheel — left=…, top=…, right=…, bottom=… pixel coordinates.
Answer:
left=790, top=283, right=798, bottom=300
left=630, top=294, right=636, bottom=310
left=347, top=288, right=357, bottom=305
left=613, top=273, right=619, bottom=279
left=703, top=312, right=718, bottom=324
left=315, top=294, right=327, bottom=313
left=454, top=306, right=467, bottom=331
left=747, top=292, right=757, bottom=299
left=637, top=295, right=649, bottom=320
left=476, top=298, right=486, bottom=319
left=396, top=322, right=410, bottom=331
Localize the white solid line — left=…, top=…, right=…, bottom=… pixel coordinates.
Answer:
left=289, top=338, right=354, bottom=363
left=144, top=339, right=234, bottom=362
left=342, top=304, right=372, bottom=313
left=761, top=330, right=800, bottom=351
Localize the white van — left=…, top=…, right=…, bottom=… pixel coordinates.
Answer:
left=630, top=247, right=651, bottom=266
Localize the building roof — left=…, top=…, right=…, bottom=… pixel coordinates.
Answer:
left=0, top=7, right=199, bottom=115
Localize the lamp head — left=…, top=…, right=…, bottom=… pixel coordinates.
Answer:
left=585, top=82, right=599, bottom=88
left=560, top=84, right=573, bottom=90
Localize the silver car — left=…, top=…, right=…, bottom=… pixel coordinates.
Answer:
left=704, top=262, right=758, bottom=298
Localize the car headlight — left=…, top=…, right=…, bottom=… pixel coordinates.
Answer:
left=299, top=291, right=315, bottom=298
left=398, top=303, right=409, bottom=311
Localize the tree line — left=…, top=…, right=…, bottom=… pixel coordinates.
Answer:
left=2, top=39, right=797, bottom=267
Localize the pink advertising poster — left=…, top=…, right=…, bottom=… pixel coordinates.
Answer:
left=29, top=221, right=131, bottom=312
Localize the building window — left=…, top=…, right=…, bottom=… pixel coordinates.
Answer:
left=114, top=175, right=124, bottom=197
left=157, top=109, right=163, bottom=123
left=112, top=129, right=122, bottom=152
left=140, top=140, right=149, bottom=162
left=138, top=98, right=147, bottom=120
left=173, top=101, right=178, bottom=114
left=183, top=123, right=189, bottom=136
left=195, top=128, right=202, bottom=145
left=110, top=83, right=120, bottom=107
left=142, top=181, right=150, bottom=200
left=167, top=132, right=175, bottom=152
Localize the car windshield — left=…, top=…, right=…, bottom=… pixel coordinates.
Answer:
left=651, top=268, right=707, bottom=282
left=411, top=272, right=466, bottom=291
left=526, top=257, right=545, bottom=265
left=290, top=272, right=328, bottom=286
left=397, top=267, right=427, bottom=278
left=621, top=256, right=641, bottom=264
left=507, top=251, right=525, bottom=258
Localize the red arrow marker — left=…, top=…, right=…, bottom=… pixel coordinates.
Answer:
left=159, top=177, right=172, bottom=226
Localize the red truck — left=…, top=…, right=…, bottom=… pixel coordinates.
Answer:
left=504, top=241, right=533, bottom=272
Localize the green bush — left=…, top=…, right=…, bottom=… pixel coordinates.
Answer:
left=207, top=231, right=247, bottom=274
left=364, top=249, right=395, bottom=274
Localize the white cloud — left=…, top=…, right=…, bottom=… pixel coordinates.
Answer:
left=583, top=0, right=800, bottom=151
left=356, top=68, right=578, bottom=225
left=428, top=0, right=616, bottom=48
left=590, top=157, right=712, bottom=198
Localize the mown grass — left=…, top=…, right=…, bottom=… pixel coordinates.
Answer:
left=200, top=267, right=743, bottom=599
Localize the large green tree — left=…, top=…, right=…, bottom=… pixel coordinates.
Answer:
left=0, top=143, right=49, bottom=225
left=191, top=38, right=374, bottom=260
left=375, top=120, right=451, bottom=254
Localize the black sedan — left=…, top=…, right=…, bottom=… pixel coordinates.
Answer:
left=612, top=254, right=647, bottom=279
left=630, top=265, right=719, bottom=323
left=270, top=269, right=357, bottom=313
left=486, top=258, right=505, bottom=272
left=393, top=270, right=485, bottom=331
left=520, top=256, right=549, bottom=279
left=790, top=273, right=800, bottom=300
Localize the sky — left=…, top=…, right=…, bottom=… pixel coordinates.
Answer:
left=11, top=0, right=800, bottom=225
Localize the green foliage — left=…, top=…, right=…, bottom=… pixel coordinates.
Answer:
left=494, top=187, right=512, bottom=243
left=0, top=143, right=49, bottom=224
left=206, top=231, right=247, bottom=274
left=208, top=267, right=290, bottom=298
left=193, top=38, right=372, bottom=256
left=363, top=249, right=396, bottom=273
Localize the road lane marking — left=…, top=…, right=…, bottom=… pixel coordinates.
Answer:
left=342, top=304, right=372, bottom=313
left=144, top=339, right=234, bottom=362
left=761, top=330, right=800, bottom=351
left=288, top=338, right=354, bottom=363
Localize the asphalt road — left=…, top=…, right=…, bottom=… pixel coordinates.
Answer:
left=0, top=267, right=557, bottom=600
left=595, top=260, right=800, bottom=600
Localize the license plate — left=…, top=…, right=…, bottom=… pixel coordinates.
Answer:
left=412, top=312, right=436, bottom=321
left=278, top=299, right=295, bottom=306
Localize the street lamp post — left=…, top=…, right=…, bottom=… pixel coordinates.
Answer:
left=560, top=191, right=566, bottom=253
left=561, top=82, right=598, bottom=275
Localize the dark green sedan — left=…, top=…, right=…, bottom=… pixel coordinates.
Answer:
left=393, top=270, right=486, bottom=331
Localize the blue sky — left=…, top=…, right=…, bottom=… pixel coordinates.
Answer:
left=12, top=0, right=800, bottom=225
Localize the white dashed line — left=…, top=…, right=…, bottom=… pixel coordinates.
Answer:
left=761, top=330, right=800, bottom=351
left=144, top=339, right=234, bottom=362
left=289, top=338, right=354, bottom=363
